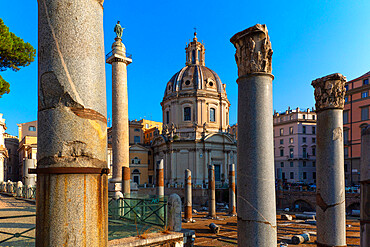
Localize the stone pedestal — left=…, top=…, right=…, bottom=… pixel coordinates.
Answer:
left=23, top=159, right=36, bottom=186
left=208, top=165, right=216, bottom=218
left=37, top=0, right=108, bottom=246
left=230, top=24, right=276, bottom=246
left=360, top=126, right=370, bottom=247
left=312, top=73, right=347, bottom=246
left=106, top=37, right=132, bottom=197
left=167, top=193, right=182, bottom=232
left=229, top=164, right=236, bottom=216
left=184, top=169, right=192, bottom=222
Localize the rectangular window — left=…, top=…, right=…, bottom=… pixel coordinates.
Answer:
left=362, top=91, right=369, bottom=98
left=214, top=164, right=221, bottom=182
left=289, top=148, right=294, bottom=158
left=303, top=148, right=307, bottom=158
left=312, top=138, right=316, bottom=143
left=303, top=161, right=306, bottom=167
left=313, top=172, right=316, bottom=180
left=312, top=147, right=316, bottom=156
left=28, top=126, right=36, bottom=131
left=282, top=172, right=285, bottom=179
left=280, top=149, right=284, bottom=157
left=290, top=172, right=294, bottom=179
left=302, top=115, right=306, bottom=119
left=134, top=136, right=141, bottom=143
left=345, top=96, right=348, bottom=103
left=280, top=162, right=284, bottom=167
left=280, top=139, right=284, bottom=144
left=280, top=128, right=284, bottom=136
left=134, top=128, right=140, bottom=132
left=303, top=172, right=307, bottom=179
left=361, top=107, right=369, bottom=121
left=313, top=161, right=316, bottom=167
left=210, top=108, right=216, bottom=122
left=364, top=79, right=369, bottom=85
left=289, top=127, right=293, bottom=134
left=290, top=161, right=293, bottom=167
left=312, top=126, right=316, bottom=134
left=166, top=111, right=170, bottom=124
left=343, top=111, right=349, bottom=124
left=302, top=126, right=306, bottom=134
left=343, top=129, right=349, bottom=144
left=289, top=138, right=294, bottom=144
left=313, top=115, right=315, bottom=120
left=303, top=137, right=306, bottom=143
left=345, top=85, right=349, bottom=91
left=184, top=107, right=191, bottom=121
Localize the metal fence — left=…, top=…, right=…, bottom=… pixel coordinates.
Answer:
left=108, top=194, right=167, bottom=228
left=0, top=182, right=36, bottom=200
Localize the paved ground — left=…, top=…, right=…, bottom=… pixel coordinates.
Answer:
left=182, top=211, right=361, bottom=246
left=0, top=194, right=36, bottom=246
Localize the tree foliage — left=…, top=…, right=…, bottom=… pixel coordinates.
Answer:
left=0, top=18, right=36, bottom=97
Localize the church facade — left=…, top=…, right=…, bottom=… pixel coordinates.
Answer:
left=152, top=33, right=237, bottom=186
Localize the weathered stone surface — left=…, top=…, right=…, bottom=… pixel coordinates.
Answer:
left=230, top=24, right=273, bottom=77
left=313, top=74, right=346, bottom=246
left=231, top=25, right=277, bottom=246
left=157, top=159, right=164, bottom=197
left=184, top=169, right=192, bottom=222
left=37, top=0, right=108, bottom=246
left=23, top=159, right=36, bottom=186
left=208, top=165, right=216, bottom=218
left=229, top=164, right=236, bottom=216
left=311, top=73, right=346, bottom=112
left=167, top=193, right=182, bottom=232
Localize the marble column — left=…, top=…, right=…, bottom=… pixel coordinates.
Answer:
left=229, top=164, right=236, bottom=216
left=23, top=159, right=36, bottom=186
left=360, top=126, right=369, bottom=246
left=230, top=24, right=276, bottom=246
left=208, top=164, right=216, bottom=218
left=157, top=159, right=164, bottom=197
left=37, top=0, right=107, bottom=245
left=184, top=169, right=192, bottom=222
left=312, top=73, right=347, bottom=246
left=106, top=35, right=132, bottom=197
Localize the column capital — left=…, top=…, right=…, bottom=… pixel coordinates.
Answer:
left=311, top=73, right=347, bottom=112
left=230, top=24, right=273, bottom=78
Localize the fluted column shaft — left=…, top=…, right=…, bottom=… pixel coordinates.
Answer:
left=229, top=164, right=236, bottom=216
left=157, top=159, right=164, bottom=196
left=208, top=164, right=216, bottom=218
left=360, top=126, right=370, bottom=246
left=184, top=169, right=192, bottom=222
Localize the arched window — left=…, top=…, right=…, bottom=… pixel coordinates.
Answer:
left=192, top=50, right=196, bottom=64
left=210, top=108, right=216, bottom=122
left=184, top=107, right=191, bottom=121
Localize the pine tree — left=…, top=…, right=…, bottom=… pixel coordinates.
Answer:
left=0, top=18, right=36, bottom=97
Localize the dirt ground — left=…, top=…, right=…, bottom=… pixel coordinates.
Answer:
left=182, top=211, right=360, bottom=246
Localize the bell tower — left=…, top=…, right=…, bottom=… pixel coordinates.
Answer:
left=185, top=31, right=205, bottom=66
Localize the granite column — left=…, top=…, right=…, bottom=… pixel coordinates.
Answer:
left=106, top=36, right=132, bottom=197
left=208, top=164, right=216, bottom=218
left=312, top=73, right=347, bottom=246
left=184, top=169, right=192, bottom=222
left=230, top=24, right=276, bottom=246
left=360, top=126, right=370, bottom=247
left=157, top=159, right=164, bottom=197
left=229, top=163, right=236, bottom=216
left=37, top=0, right=107, bottom=246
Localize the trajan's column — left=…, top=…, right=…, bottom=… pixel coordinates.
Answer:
left=230, top=24, right=276, bottom=246
left=312, top=73, right=347, bottom=247
left=106, top=21, right=132, bottom=197
left=37, top=0, right=108, bottom=246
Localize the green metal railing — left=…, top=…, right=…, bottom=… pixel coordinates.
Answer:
left=108, top=194, right=167, bottom=228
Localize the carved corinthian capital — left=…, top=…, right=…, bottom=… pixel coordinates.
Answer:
left=230, top=24, right=273, bottom=77
left=311, top=73, right=347, bottom=112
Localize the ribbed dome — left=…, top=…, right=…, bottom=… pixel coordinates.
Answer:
left=164, top=64, right=225, bottom=97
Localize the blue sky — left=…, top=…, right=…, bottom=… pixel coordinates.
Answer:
left=1, top=1, right=369, bottom=136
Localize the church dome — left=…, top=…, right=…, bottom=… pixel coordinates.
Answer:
left=164, top=32, right=226, bottom=98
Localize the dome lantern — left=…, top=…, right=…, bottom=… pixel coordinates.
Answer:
left=185, top=31, right=205, bottom=66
